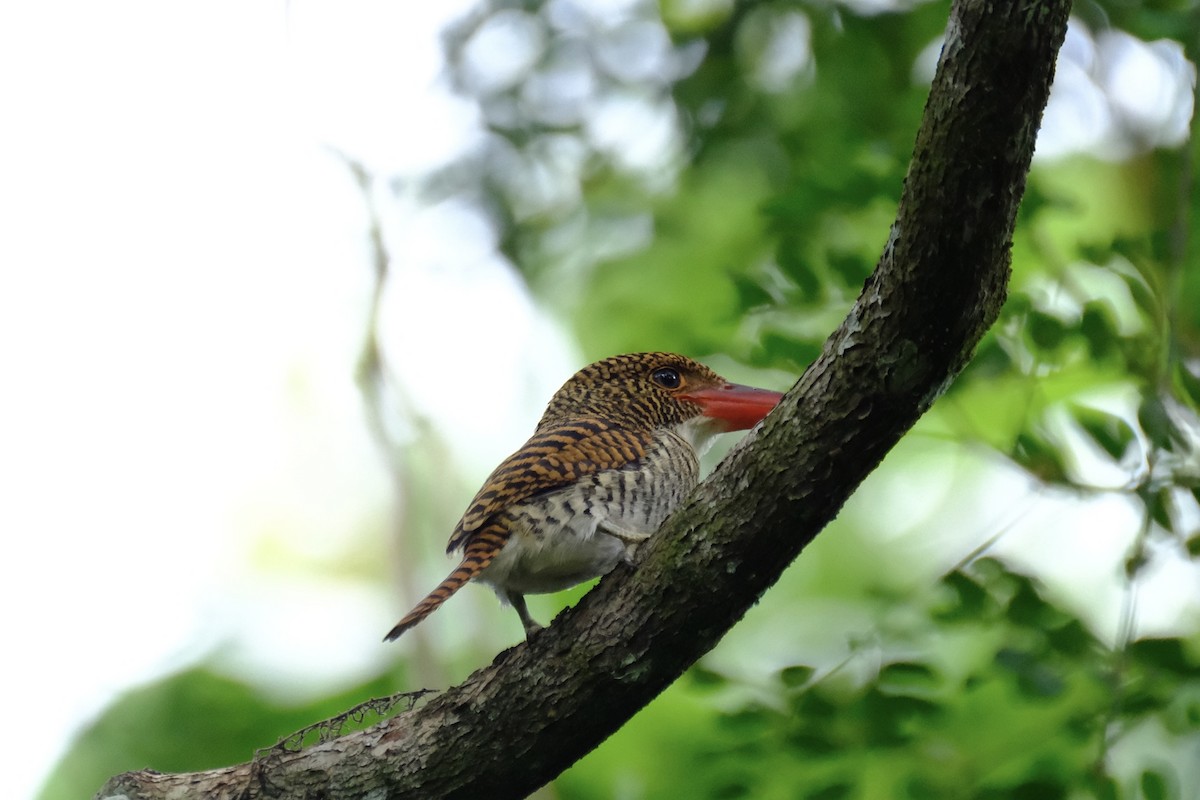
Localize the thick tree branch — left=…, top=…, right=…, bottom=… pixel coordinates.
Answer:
left=97, top=2, right=1072, bottom=798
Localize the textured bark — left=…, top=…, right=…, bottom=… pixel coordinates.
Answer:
left=97, top=2, right=1072, bottom=798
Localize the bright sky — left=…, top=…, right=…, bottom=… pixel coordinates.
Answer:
left=0, top=3, right=575, bottom=798
left=1, top=4, right=1196, bottom=799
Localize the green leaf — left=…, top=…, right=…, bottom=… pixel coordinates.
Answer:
left=1138, top=392, right=1188, bottom=453
left=755, top=331, right=822, bottom=372
left=1186, top=531, right=1200, bottom=558
left=877, top=661, right=941, bottom=699
left=1013, top=430, right=1071, bottom=484
left=780, top=664, right=815, bottom=688
left=789, top=689, right=839, bottom=721
left=1174, top=360, right=1200, bottom=410
left=961, top=336, right=1014, bottom=380
left=806, top=783, right=853, bottom=800
left=1184, top=697, right=1200, bottom=731
left=1005, top=574, right=1068, bottom=628
left=1079, top=301, right=1121, bottom=361
left=1009, top=779, right=1069, bottom=800
left=1126, top=550, right=1150, bottom=579
left=712, top=780, right=752, bottom=800
left=1122, top=686, right=1170, bottom=718
left=1027, top=309, right=1068, bottom=352
left=1117, top=264, right=1161, bottom=321
left=995, top=648, right=1066, bottom=698
left=688, top=664, right=729, bottom=689
left=1137, top=486, right=1174, bottom=534
left=1163, top=686, right=1200, bottom=734
left=777, top=235, right=822, bottom=299
left=1089, top=774, right=1121, bottom=800
left=1071, top=404, right=1137, bottom=461
left=1128, top=638, right=1197, bottom=676
left=934, top=570, right=995, bottom=621
left=785, top=730, right=840, bottom=755
left=1140, top=768, right=1173, bottom=800
left=827, top=251, right=871, bottom=287
left=1046, top=619, right=1096, bottom=658
left=731, top=273, right=773, bottom=312
left=717, top=704, right=775, bottom=737
left=862, top=688, right=941, bottom=745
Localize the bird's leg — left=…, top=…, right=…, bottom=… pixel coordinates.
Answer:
left=505, top=590, right=543, bottom=639
left=598, top=520, right=653, bottom=563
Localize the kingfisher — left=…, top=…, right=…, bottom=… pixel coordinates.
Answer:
left=384, top=352, right=783, bottom=641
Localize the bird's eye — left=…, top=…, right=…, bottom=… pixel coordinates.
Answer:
left=651, top=367, right=682, bottom=389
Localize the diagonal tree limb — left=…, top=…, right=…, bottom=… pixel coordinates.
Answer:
left=96, top=1, right=1072, bottom=798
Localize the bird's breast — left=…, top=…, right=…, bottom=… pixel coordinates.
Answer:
left=478, top=431, right=700, bottom=595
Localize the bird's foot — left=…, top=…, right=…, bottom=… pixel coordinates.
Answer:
left=507, top=591, right=545, bottom=640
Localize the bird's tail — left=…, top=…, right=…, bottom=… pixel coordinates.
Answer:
left=383, top=524, right=508, bottom=641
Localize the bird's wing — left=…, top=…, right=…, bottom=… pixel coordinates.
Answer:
left=446, top=419, right=653, bottom=553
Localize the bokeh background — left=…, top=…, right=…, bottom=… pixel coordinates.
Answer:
left=5, top=1, right=1200, bottom=798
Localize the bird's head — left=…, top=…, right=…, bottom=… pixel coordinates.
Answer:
left=539, top=352, right=784, bottom=453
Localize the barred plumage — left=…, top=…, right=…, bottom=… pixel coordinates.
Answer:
left=384, top=352, right=782, bottom=642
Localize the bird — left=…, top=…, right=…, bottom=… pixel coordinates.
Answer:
left=384, top=352, right=783, bottom=642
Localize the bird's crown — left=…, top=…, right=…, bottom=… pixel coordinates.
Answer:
left=537, top=352, right=725, bottom=431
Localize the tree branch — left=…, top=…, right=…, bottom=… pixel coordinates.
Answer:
left=97, top=1, right=1072, bottom=798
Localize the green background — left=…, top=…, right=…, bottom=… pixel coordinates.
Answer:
left=52, top=2, right=1200, bottom=799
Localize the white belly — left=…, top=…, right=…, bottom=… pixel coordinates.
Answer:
left=469, top=428, right=700, bottom=601
left=478, top=513, right=625, bottom=595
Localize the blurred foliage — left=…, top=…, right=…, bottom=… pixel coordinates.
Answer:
left=45, top=668, right=405, bottom=800
left=49, top=1, right=1200, bottom=799
left=559, top=563, right=1200, bottom=800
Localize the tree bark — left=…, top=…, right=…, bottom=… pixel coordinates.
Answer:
left=97, top=1, right=1072, bottom=798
